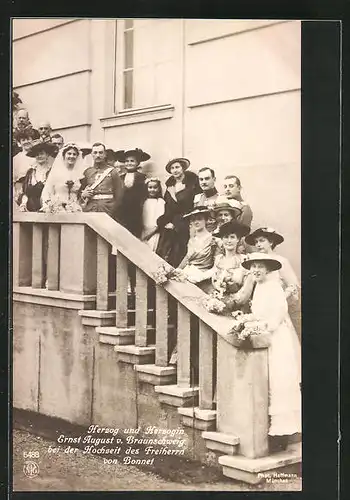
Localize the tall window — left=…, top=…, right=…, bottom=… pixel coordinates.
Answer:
left=123, top=19, right=134, bottom=109
left=115, top=19, right=179, bottom=112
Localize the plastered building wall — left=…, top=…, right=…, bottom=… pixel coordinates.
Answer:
left=13, top=18, right=301, bottom=277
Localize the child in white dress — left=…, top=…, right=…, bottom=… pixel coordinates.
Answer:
left=242, top=253, right=301, bottom=453
left=141, top=178, right=165, bottom=253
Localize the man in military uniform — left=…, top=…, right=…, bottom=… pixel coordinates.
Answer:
left=193, top=167, right=219, bottom=232
left=193, top=167, right=219, bottom=208
left=81, top=142, right=124, bottom=220
left=219, top=174, right=253, bottom=226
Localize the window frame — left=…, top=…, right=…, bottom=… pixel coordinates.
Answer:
left=113, top=19, right=177, bottom=115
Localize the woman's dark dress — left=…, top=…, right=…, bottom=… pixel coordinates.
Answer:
left=157, top=171, right=201, bottom=267
left=21, top=167, right=51, bottom=286
left=119, top=171, right=148, bottom=238
left=21, top=167, right=51, bottom=212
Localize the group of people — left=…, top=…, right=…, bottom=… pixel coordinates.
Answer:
left=12, top=107, right=301, bottom=454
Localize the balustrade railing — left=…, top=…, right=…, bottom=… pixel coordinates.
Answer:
left=13, top=212, right=271, bottom=458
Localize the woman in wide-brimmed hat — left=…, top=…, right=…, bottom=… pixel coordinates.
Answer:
left=211, top=201, right=243, bottom=237
left=156, top=157, right=201, bottom=267
left=207, top=220, right=254, bottom=313
left=40, top=142, right=86, bottom=213
left=245, top=226, right=301, bottom=341
left=241, top=253, right=301, bottom=452
left=118, top=148, right=150, bottom=238
left=213, top=201, right=242, bottom=225
left=245, top=227, right=299, bottom=300
left=177, top=206, right=219, bottom=288
left=12, top=129, right=40, bottom=209
left=18, top=140, right=58, bottom=212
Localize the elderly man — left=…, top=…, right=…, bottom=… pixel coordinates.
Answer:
left=80, top=142, right=123, bottom=220
left=217, top=175, right=253, bottom=227
left=37, top=121, right=52, bottom=143
left=194, top=167, right=219, bottom=209
left=13, top=109, right=34, bottom=155
left=15, top=109, right=32, bottom=130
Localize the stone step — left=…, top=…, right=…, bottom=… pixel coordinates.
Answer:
left=97, top=325, right=175, bottom=347
left=202, top=431, right=240, bottom=455
left=135, top=364, right=177, bottom=385
left=78, top=309, right=116, bottom=327
left=114, top=344, right=156, bottom=365
left=178, top=407, right=217, bottom=431
left=154, top=384, right=199, bottom=408
left=96, top=326, right=136, bottom=346
left=219, top=442, right=302, bottom=485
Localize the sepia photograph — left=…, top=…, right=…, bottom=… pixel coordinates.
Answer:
left=12, top=17, right=303, bottom=491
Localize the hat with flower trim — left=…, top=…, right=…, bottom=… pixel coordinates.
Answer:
left=245, top=227, right=284, bottom=246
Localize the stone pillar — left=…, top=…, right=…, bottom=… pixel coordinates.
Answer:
left=60, top=224, right=97, bottom=294
left=216, top=336, right=269, bottom=459
left=13, top=222, right=32, bottom=287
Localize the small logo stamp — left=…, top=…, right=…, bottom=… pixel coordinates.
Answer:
left=23, top=461, right=39, bottom=478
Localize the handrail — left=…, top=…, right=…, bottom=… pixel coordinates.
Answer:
left=13, top=212, right=236, bottom=344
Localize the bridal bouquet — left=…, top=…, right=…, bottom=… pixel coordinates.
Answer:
left=41, top=197, right=82, bottom=214
left=230, top=311, right=269, bottom=342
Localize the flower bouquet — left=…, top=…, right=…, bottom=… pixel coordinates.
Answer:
left=41, top=196, right=82, bottom=214
left=152, top=263, right=186, bottom=286
left=202, top=295, right=226, bottom=314
left=229, top=311, right=270, bottom=348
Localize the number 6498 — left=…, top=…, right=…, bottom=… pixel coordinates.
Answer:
left=23, top=451, right=39, bottom=459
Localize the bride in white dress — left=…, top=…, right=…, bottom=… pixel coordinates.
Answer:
left=41, top=143, right=86, bottom=212
left=242, top=253, right=301, bottom=452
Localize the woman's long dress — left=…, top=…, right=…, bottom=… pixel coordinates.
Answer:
left=211, top=254, right=252, bottom=313
left=21, top=165, right=51, bottom=212
left=119, top=171, right=148, bottom=238
left=269, top=253, right=302, bottom=343
left=251, top=277, right=301, bottom=436
left=41, top=170, right=83, bottom=210
left=141, top=198, right=165, bottom=252
left=13, top=152, right=35, bottom=206
left=157, top=171, right=201, bottom=267
left=179, top=232, right=218, bottom=291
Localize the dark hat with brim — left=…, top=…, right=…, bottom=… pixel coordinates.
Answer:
left=213, top=201, right=242, bottom=216
left=26, top=139, right=58, bottom=158
left=183, top=206, right=211, bottom=219
left=107, top=149, right=125, bottom=162
left=14, top=127, right=40, bottom=142
left=79, top=144, right=125, bottom=162
left=77, top=142, right=92, bottom=154
left=217, top=220, right=250, bottom=239
left=241, top=252, right=282, bottom=272
left=165, top=157, right=190, bottom=173
left=245, top=227, right=284, bottom=246
left=123, top=148, right=151, bottom=162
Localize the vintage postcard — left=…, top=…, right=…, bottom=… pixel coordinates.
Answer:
left=11, top=17, right=305, bottom=492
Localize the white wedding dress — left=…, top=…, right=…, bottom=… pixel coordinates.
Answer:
left=251, top=276, right=301, bottom=436
left=41, top=147, right=86, bottom=211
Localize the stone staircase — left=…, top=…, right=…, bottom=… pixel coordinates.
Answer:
left=79, top=297, right=302, bottom=486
